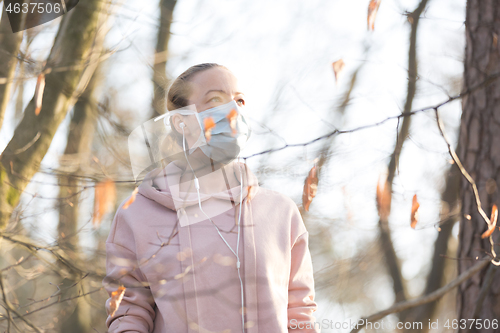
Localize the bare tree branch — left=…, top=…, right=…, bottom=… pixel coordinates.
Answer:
left=350, top=257, right=491, bottom=333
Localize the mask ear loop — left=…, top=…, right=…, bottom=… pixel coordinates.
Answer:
left=180, top=125, right=246, bottom=332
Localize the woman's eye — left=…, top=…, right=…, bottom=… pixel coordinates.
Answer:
left=237, top=99, right=245, bottom=106
left=210, top=96, right=221, bottom=102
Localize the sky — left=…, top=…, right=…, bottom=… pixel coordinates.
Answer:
left=0, top=0, right=467, bottom=331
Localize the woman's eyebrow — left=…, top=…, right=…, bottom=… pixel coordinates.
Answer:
left=204, top=89, right=245, bottom=96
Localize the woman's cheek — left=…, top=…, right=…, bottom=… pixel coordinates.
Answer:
left=190, top=125, right=201, bottom=139
left=183, top=115, right=201, bottom=136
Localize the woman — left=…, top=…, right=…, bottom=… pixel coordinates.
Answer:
left=103, top=63, right=320, bottom=333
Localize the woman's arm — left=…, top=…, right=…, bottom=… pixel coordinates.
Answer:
left=103, top=242, right=156, bottom=333
left=103, top=207, right=156, bottom=333
left=287, top=231, right=321, bottom=333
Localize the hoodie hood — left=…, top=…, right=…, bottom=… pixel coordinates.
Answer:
left=138, top=161, right=259, bottom=226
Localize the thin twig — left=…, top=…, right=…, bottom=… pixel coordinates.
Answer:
left=434, top=108, right=499, bottom=265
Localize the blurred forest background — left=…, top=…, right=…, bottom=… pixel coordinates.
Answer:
left=0, top=0, right=499, bottom=332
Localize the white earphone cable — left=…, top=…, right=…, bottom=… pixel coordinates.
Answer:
left=181, top=125, right=246, bottom=332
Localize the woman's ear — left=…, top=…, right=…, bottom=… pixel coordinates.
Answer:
left=172, top=114, right=188, bottom=134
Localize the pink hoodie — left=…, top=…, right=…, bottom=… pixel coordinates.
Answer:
left=103, top=161, right=320, bottom=333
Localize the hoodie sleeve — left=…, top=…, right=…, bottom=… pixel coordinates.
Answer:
left=287, top=230, right=320, bottom=333
left=103, top=208, right=156, bottom=333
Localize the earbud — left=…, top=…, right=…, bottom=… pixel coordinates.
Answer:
left=179, top=122, right=186, bottom=129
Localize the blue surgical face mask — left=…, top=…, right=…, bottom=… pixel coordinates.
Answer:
left=196, top=100, right=251, bottom=163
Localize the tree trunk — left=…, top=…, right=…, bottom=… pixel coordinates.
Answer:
left=151, top=0, right=177, bottom=118
left=0, top=0, right=107, bottom=231
left=56, top=57, right=103, bottom=333
left=457, top=0, right=500, bottom=330
left=55, top=8, right=109, bottom=330
left=379, top=0, right=430, bottom=309
left=0, top=6, right=26, bottom=129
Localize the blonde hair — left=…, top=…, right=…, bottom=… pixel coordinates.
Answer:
left=167, top=63, right=228, bottom=111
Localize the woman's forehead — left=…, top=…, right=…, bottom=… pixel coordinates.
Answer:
left=190, top=67, right=241, bottom=94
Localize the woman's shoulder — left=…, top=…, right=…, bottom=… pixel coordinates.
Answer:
left=251, top=187, right=308, bottom=239
left=252, top=187, right=297, bottom=207
left=251, top=187, right=302, bottom=220
left=117, top=188, right=177, bottom=220
left=106, top=191, right=178, bottom=247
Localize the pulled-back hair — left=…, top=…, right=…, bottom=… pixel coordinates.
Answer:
left=166, top=63, right=228, bottom=111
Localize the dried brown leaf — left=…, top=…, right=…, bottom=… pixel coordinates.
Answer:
left=34, top=73, right=45, bottom=116
left=108, top=286, right=126, bottom=317
left=367, top=0, right=382, bottom=31
left=122, top=187, right=139, bottom=210
left=204, top=117, right=216, bottom=142
left=93, top=178, right=116, bottom=227
left=411, top=194, right=420, bottom=229
left=247, top=185, right=256, bottom=202
left=302, top=165, right=318, bottom=212
left=376, top=176, right=391, bottom=220
left=332, top=59, right=345, bottom=83
left=481, top=204, right=498, bottom=239
left=226, top=109, right=238, bottom=135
